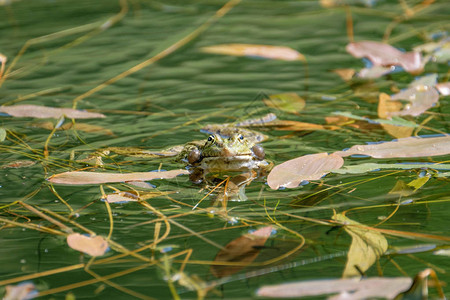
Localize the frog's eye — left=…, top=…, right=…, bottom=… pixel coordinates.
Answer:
left=207, top=135, right=214, bottom=142
left=238, top=134, right=244, bottom=140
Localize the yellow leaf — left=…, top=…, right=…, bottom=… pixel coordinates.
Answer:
left=332, top=213, right=388, bottom=278
left=201, top=44, right=305, bottom=61
left=407, top=176, right=430, bottom=191
left=263, top=93, right=305, bottom=114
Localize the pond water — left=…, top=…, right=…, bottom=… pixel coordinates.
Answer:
left=0, top=0, right=449, bottom=299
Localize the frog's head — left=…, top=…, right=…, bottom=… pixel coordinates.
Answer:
left=188, top=133, right=265, bottom=164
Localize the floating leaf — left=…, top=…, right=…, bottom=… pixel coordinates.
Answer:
left=104, top=190, right=173, bottom=203
left=436, top=82, right=450, bottom=96
left=268, top=153, right=344, bottom=189
left=332, top=213, right=388, bottom=278
left=201, top=44, right=305, bottom=61
left=257, top=277, right=411, bottom=299
left=334, top=135, right=450, bottom=158
left=48, top=169, right=189, bottom=185
left=377, top=93, right=413, bottom=138
left=331, top=68, right=355, bottom=81
left=346, top=41, right=423, bottom=73
left=0, top=104, right=105, bottom=119
left=390, top=85, right=439, bottom=117
left=358, top=65, right=394, bottom=78
left=66, top=233, right=109, bottom=256
left=0, top=127, right=6, bottom=142
left=263, top=93, right=305, bottom=114
left=1, top=160, right=36, bottom=169
left=331, top=162, right=450, bottom=174
left=210, top=226, right=273, bottom=278
left=3, top=282, right=38, bottom=300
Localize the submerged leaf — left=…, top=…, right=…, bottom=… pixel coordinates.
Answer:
left=66, top=233, right=109, bottom=256
left=334, top=135, right=450, bottom=158
left=263, top=93, right=305, bottom=114
left=389, top=180, right=414, bottom=197
left=201, top=44, right=305, bottom=61
left=0, top=104, right=105, bottom=119
left=48, top=169, right=189, bottom=185
left=104, top=190, right=173, bottom=203
left=346, top=41, right=423, bottom=73
left=1, top=160, right=36, bottom=169
left=268, top=153, right=344, bottom=189
left=0, top=127, right=6, bottom=142
left=210, top=226, right=273, bottom=278
left=257, top=277, right=411, bottom=299
left=332, top=213, right=388, bottom=278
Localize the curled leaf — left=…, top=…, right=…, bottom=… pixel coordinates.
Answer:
left=201, top=44, right=305, bottom=61
left=346, top=41, right=423, bottom=73
left=66, top=233, right=109, bottom=257
left=0, top=104, right=105, bottom=119
left=211, top=226, right=273, bottom=278
left=268, top=153, right=344, bottom=189
left=48, top=169, right=189, bottom=185
left=334, top=135, right=450, bottom=158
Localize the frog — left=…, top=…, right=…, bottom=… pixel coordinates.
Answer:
left=177, top=132, right=270, bottom=183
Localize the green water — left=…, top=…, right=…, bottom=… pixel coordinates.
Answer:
left=0, top=0, right=449, bottom=299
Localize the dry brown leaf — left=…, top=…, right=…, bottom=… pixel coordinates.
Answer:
left=48, top=169, right=189, bottom=185
left=210, top=226, right=273, bottom=278
left=0, top=104, right=105, bottom=119
left=201, top=44, right=305, bottom=61
left=346, top=41, right=423, bottom=73
left=257, top=277, right=411, bottom=299
left=377, top=93, right=413, bottom=138
left=334, top=135, right=450, bottom=158
left=331, top=68, right=356, bottom=81
left=267, top=153, right=344, bottom=189
left=332, top=213, right=388, bottom=278
left=66, top=233, right=109, bottom=256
